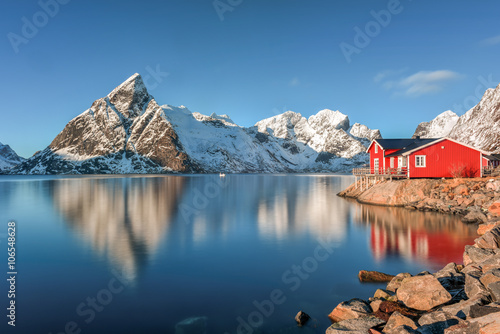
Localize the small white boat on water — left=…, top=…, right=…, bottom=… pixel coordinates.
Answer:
left=219, top=173, right=226, bottom=177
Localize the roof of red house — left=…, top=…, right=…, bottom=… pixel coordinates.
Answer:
left=368, top=138, right=438, bottom=153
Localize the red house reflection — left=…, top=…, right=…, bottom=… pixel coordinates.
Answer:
left=353, top=202, right=478, bottom=269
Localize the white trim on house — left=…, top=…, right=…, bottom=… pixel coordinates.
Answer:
left=400, top=137, right=490, bottom=157
left=415, top=155, right=426, bottom=167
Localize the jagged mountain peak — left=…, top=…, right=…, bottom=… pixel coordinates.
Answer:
left=412, top=109, right=459, bottom=139
left=106, top=73, right=151, bottom=118
left=349, top=123, right=381, bottom=142
left=0, top=142, right=25, bottom=171
left=448, top=82, right=500, bottom=153
left=308, top=109, right=350, bottom=132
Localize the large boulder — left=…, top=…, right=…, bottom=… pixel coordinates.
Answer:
left=480, top=269, right=500, bottom=287
left=463, top=245, right=500, bottom=266
left=438, top=297, right=485, bottom=319
left=462, top=209, right=488, bottom=224
left=325, top=316, right=385, bottom=334
left=488, top=281, right=500, bottom=302
left=328, top=298, right=372, bottom=323
left=465, top=311, right=500, bottom=333
left=468, top=303, right=500, bottom=318
left=479, top=253, right=500, bottom=273
left=396, top=275, right=452, bottom=311
left=417, top=311, right=464, bottom=334
left=474, top=226, right=500, bottom=249
left=464, top=271, right=491, bottom=301
left=382, top=311, right=418, bottom=333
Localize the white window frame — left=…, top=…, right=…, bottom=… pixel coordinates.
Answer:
left=374, top=158, right=379, bottom=174
left=375, top=144, right=378, bottom=154
left=415, top=155, right=426, bottom=168
left=390, top=157, right=394, bottom=168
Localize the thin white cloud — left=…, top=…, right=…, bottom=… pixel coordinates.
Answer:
left=480, top=34, right=500, bottom=46
left=399, top=70, right=461, bottom=96
left=373, top=68, right=408, bottom=83
left=289, top=77, right=300, bottom=87
left=375, top=70, right=462, bottom=97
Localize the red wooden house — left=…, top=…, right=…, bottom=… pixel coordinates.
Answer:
left=365, top=137, right=491, bottom=178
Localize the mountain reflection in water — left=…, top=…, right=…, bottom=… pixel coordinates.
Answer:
left=52, top=177, right=186, bottom=281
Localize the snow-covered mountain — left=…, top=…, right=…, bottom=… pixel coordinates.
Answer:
left=11, top=73, right=381, bottom=174
left=448, top=83, right=500, bottom=153
left=412, top=110, right=459, bottom=139
left=0, top=142, right=25, bottom=172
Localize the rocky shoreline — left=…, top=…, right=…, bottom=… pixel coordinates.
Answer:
left=321, top=177, right=500, bottom=333
left=324, top=225, right=500, bottom=334
left=338, top=177, right=500, bottom=233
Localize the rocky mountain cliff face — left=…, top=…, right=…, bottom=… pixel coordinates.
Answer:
left=13, top=74, right=196, bottom=174
left=448, top=83, right=500, bottom=153
left=0, top=142, right=25, bottom=172
left=412, top=110, right=459, bottom=139
left=11, top=74, right=381, bottom=174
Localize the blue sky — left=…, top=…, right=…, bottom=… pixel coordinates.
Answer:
left=1, top=0, right=499, bottom=157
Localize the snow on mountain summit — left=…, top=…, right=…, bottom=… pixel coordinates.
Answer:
left=448, top=83, right=500, bottom=153
left=412, top=110, right=459, bottom=139
left=0, top=142, right=25, bottom=172
left=11, top=74, right=382, bottom=174
left=308, top=109, right=350, bottom=132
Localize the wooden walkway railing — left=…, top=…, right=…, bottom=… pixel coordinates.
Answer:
left=352, top=167, right=408, bottom=178
left=351, top=167, right=408, bottom=191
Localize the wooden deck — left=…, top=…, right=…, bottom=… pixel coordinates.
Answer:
left=351, top=167, right=408, bottom=191
left=352, top=167, right=408, bottom=178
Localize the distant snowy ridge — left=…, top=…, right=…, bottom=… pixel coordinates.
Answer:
left=448, top=83, right=500, bottom=153
left=412, top=84, right=500, bottom=154
left=412, top=110, right=459, bottom=139
left=0, top=142, right=25, bottom=172
left=11, top=73, right=381, bottom=175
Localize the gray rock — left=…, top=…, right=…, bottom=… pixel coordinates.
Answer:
left=434, top=263, right=461, bottom=279
left=325, top=316, right=385, bottom=334
left=418, top=311, right=464, bottom=334
left=487, top=281, right=500, bottom=302
left=463, top=245, right=500, bottom=266
left=479, top=253, right=500, bottom=273
left=438, top=297, right=484, bottom=319
left=462, top=209, right=487, bottom=224
left=464, top=271, right=491, bottom=301
left=175, top=316, right=208, bottom=334
left=469, top=303, right=500, bottom=318
left=474, top=227, right=500, bottom=249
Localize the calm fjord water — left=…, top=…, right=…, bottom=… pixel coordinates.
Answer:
left=0, top=175, right=477, bottom=334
